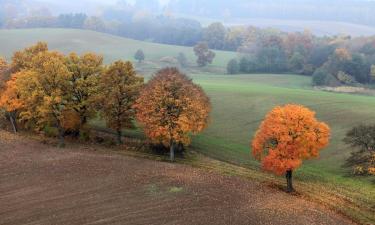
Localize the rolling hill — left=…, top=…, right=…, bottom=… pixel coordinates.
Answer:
left=0, top=28, right=236, bottom=70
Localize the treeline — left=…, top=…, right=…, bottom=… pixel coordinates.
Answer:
left=1, top=11, right=203, bottom=47
left=224, top=28, right=375, bottom=86
left=0, top=43, right=210, bottom=161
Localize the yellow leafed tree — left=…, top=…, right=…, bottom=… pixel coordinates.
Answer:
left=98, top=60, right=144, bottom=144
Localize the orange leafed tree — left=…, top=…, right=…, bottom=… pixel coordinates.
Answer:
left=251, top=104, right=330, bottom=192
left=134, top=67, right=211, bottom=161
left=0, top=72, right=26, bottom=133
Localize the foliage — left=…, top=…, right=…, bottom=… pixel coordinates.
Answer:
left=203, top=22, right=226, bottom=50
left=343, top=125, right=375, bottom=176
left=193, top=42, right=216, bottom=67
left=134, top=49, right=145, bottom=63
left=336, top=71, right=357, bottom=85
left=66, top=52, right=103, bottom=131
left=252, top=104, right=330, bottom=191
left=134, top=67, right=210, bottom=159
left=98, top=60, right=143, bottom=144
left=227, top=59, right=239, bottom=74
left=11, top=41, right=48, bottom=72
left=312, top=68, right=339, bottom=86
left=371, top=65, right=375, bottom=82
left=0, top=56, right=9, bottom=89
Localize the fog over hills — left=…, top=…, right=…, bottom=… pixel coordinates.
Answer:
left=2, top=0, right=375, bottom=36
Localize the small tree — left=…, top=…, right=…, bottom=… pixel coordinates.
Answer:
left=134, top=49, right=145, bottom=63
left=98, top=60, right=143, bottom=144
left=227, top=59, right=239, bottom=74
left=371, top=65, right=375, bottom=82
left=177, top=52, right=188, bottom=67
left=134, top=67, right=211, bottom=161
left=252, top=104, right=330, bottom=192
left=343, top=125, right=375, bottom=176
left=193, top=42, right=215, bottom=67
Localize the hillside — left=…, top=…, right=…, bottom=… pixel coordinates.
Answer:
left=0, top=28, right=236, bottom=70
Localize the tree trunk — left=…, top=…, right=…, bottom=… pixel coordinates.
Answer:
left=117, top=130, right=122, bottom=145
left=58, top=126, right=65, bottom=148
left=9, top=113, right=17, bottom=133
left=170, top=141, right=175, bottom=162
left=285, top=170, right=294, bottom=193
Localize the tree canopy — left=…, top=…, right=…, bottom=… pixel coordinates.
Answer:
left=134, top=67, right=211, bottom=161
left=252, top=104, right=330, bottom=192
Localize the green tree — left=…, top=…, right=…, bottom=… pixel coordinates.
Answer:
left=134, top=49, right=145, bottom=63
left=371, top=65, right=375, bottom=82
left=227, top=59, right=239, bottom=74
left=193, top=42, right=215, bottom=67
left=203, top=22, right=227, bottom=50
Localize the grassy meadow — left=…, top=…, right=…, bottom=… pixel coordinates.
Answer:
left=0, top=28, right=374, bottom=223
left=0, top=28, right=236, bottom=74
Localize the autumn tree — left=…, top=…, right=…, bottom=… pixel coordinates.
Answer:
left=0, top=57, right=10, bottom=89
left=98, top=60, right=143, bottom=144
left=11, top=41, right=48, bottom=72
left=18, top=51, right=73, bottom=147
left=193, top=42, right=216, bottom=67
left=0, top=72, right=25, bottom=133
left=251, top=104, right=330, bottom=192
left=134, top=67, right=211, bottom=161
left=66, top=52, right=103, bottom=133
left=343, top=125, right=375, bottom=176
left=134, top=49, right=145, bottom=63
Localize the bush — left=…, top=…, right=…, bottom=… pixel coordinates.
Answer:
left=312, top=68, right=339, bottom=86
left=227, top=59, right=239, bottom=74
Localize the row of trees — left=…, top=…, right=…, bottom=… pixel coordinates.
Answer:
left=0, top=43, right=211, bottom=161
left=224, top=28, right=375, bottom=86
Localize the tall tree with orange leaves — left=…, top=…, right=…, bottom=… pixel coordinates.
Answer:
left=134, top=67, right=211, bottom=161
left=251, top=104, right=330, bottom=192
left=0, top=71, right=27, bottom=133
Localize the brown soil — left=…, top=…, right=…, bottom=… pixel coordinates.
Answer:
left=0, top=131, right=354, bottom=225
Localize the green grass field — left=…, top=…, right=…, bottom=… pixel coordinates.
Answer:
left=188, top=74, right=375, bottom=223
left=0, top=28, right=235, bottom=73
left=0, top=29, right=374, bottom=223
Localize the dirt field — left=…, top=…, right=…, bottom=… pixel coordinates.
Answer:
left=0, top=132, right=354, bottom=225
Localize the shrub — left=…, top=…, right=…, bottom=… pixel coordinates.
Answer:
left=227, top=59, right=239, bottom=74
left=312, top=68, right=339, bottom=86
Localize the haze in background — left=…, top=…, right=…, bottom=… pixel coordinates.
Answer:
left=2, top=0, right=375, bottom=36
